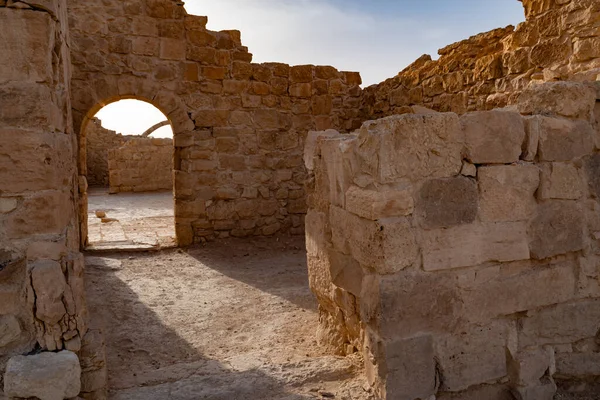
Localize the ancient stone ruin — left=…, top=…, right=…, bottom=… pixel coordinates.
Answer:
left=2, top=0, right=600, bottom=398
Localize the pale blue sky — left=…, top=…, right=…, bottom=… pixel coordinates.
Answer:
left=97, top=1, right=526, bottom=136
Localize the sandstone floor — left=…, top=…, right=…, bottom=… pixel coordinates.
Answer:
left=84, top=236, right=372, bottom=400
left=87, top=189, right=176, bottom=251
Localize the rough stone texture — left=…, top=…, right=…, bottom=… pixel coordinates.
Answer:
left=306, top=82, right=600, bottom=399
left=4, top=350, right=81, bottom=400
left=108, top=136, right=173, bottom=193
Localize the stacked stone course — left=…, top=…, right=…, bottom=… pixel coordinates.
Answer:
left=306, top=81, right=600, bottom=399
left=362, top=0, right=600, bottom=120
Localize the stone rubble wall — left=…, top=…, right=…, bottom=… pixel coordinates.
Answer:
left=305, top=81, right=600, bottom=400
left=86, top=118, right=127, bottom=187
left=362, top=0, right=600, bottom=120
left=67, top=0, right=363, bottom=245
left=108, top=136, right=174, bottom=193
left=0, top=0, right=89, bottom=397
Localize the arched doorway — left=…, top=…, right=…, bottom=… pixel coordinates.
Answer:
left=80, top=98, right=176, bottom=251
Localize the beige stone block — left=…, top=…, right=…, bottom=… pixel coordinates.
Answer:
left=463, top=261, right=576, bottom=322
left=356, top=113, right=463, bottom=184
left=436, top=321, right=512, bottom=392
left=330, top=206, right=418, bottom=275
left=555, top=352, right=600, bottom=378
left=345, top=185, right=413, bottom=220
left=479, top=165, right=539, bottom=222
left=519, top=299, right=600, bottom=348
left=461, top=110, right=525, bottom=164
left=383, top=335, right=436, bottom=400
left=303, top=130, right=340, bottom=171
left=538, top=163, right=583, bottom=200
left=159, top=38, right=186, bottom=60
left=422, top=222, right=530, bottom=271
left=518, top=82, right=596, bottom=120
left=289, top=83, right=311, bottom=98
left=6, top=191, right=72, bottom=238
left=0, top=314, right=21, bottom=348
left=0, top=9, right=53, bottom=84
left=522, top=116, right=541, bottom=161
left=328, top=250, right=364, bottom=297
left=508, top=347, right=554, bottom=388
left=585, top=153, right=600, bottom=199
left=528, top=201, right=584, bottom=260
left=0, top=129, right=73, bottom=193
left=417, top=176, right=478, bottom=229
left=131, top=36, right=159, bottom=56
left=30, top=260, right=66, bottom=324
left=0, top=84, right=63, bottom=132
left=0, top=197, right=18, bottom=213
left=537, top=117, right=594, bottom=162
left=320, top=136, right=357, bottom=208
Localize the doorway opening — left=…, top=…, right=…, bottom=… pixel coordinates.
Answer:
left=83, top=99, right=176, bottom=251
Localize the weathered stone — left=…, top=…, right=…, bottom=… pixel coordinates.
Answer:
left=528, top=201, right=584, bottom=259
left=0, top=315, right=21, bottom=348
left=345, top=185, right=414, bottom=220
left=383, top=335, right=436, bottom=400
left=4, top=351, right=81, bottom=400
left=478, top=165, right=539, bottom=222
left=417, top=176, right=478, bottom=229
left=508, top=347, right=554, bottom=387
left=538, top=163, right=583, bottom=200
left=461, top=110, right=525, bottom=164
left=522, top=116, right=541, bottom=161
left=30, top=260, right=67, bottom=324
left=330, top=206, right=418, bottom=275
left=436, top=321, right=512, bottom=392
left=537, top=117, right=594, bottom=162
left=421, top=222, right=530, bottom=271
left=356, top=113, right=463, bottom=184
left=519, top=299, right=600, bottom=347
left=328, top=250, right=364, bottom=297
left=555, top=352, right=600, bottom=378
left=584, top=153, right=600, bottom=199
left=518, top=82, right=596, bottom=120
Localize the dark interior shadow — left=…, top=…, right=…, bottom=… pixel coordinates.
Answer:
left=83, top=237, right=321, bottom=400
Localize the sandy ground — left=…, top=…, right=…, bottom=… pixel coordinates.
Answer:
left=84, top=236, right=374, bottom=400
left=87, top=188, right=176, bottom=251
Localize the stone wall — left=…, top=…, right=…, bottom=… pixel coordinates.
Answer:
left=67, top=0, right=363, bottom=245
left=86, top=118, right=127, bottom=186
left=362, top=0, right=600, bottom=119
left=0, top=0, right=88, bottom=398
left=108, top=137, right=173, bottom=193
left=305, top=81, right=600, bottom=399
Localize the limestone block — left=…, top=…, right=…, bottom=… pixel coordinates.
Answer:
left=436, top=321, right=512, bottom=392
left=463, top=262, right=576, bottom=323
left=0, top=9, right=53, bottom=84
left=478, top=165, right=539, bottom=222
left=328, top=250, right=364, bottom=297
left=0, top=197, right=18, bottom=214
left=555, top=352, right=600, bottom=378
left=0, top=129, right=73, bottom=193
left=303, top=129, right=340, bottom=171
left=383, top=335, right=436, bottom=400
left=0, top=315, right=21, bottom=348
left=461, top=110, right=525, bottom=164
left=320, top=136, right=357, bottom=208
left=4, top=351, right=81, bottom=400
left=345, top=185, right=413, bottom=220
left=330, top=206, right=418, bottom=275
left=537, top=117, right=594, bottom=162
left=518, top=299, right=600, bottom=348
left=0, top=83, right=63, bottom=132
left=30, top=260, right=67, bottom=324
left=417, top=176, right=478, bottom=229
left=508, top=347, right=554, bottom=387
left=378, top=271, right=463, bottom=337
left=511, top=382, right=557, bottom=400
left=422, top=222, right=530, bottom=271
left=6, top=191, right=72, bottom=238
left=584, top=153, right=600, bottom=199
left=528, top=201, right=584, bottom=259
left=522, top=116, right=541, bottom=161
left=355, top=113, right=463, bottom=184
left=538, top=163, right=583, bottom=200
left=518, top=82, right=596, bottom=121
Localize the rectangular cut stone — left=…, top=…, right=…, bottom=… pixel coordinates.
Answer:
left=522, top=116, right=541, bottom=161
left=478, top=165, right=539, bottom=222
left=320, top=136, right=357, bottom=208
left=355, top=113, right=463, bottom=184
left=555, top=352, right=600, bottom=378
left=537, top=117, right=594, bottom=162
left=330, top=206, right=418, bottom=275
left=461, top=110, right=525, bottom=164
left=383, top=335, right=436, bottom=400
left=303, top=130, right=341, bottom=171
left=435, top=321, right=512, bottom=392
left=528, top=201, right=584, bottom=259
left=518, top=299, right=600, bottom=347
left=345, top=185, right=414, bottom=220
left=538, top=163, right=583, bottom=200
left=417, top=176, right=478, bottom=229
left=517, top=81, right=596, bottom=120
left=463, top=262, right=576, bottom=322
left=422, top=222, right=530, bottom=271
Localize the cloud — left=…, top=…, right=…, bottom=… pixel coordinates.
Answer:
left=184, top=0, right=524, bottom=86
